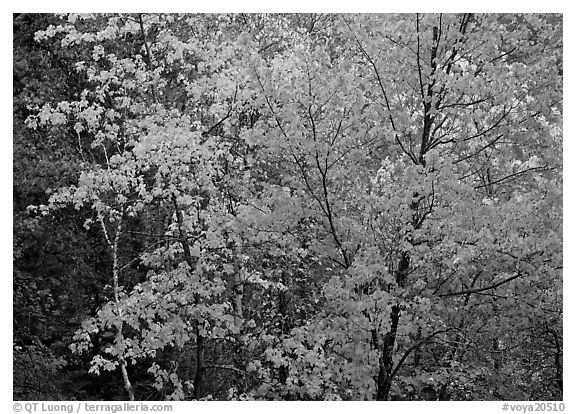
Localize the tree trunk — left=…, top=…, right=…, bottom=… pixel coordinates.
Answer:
left=375, top=251, right=410, bottom=400
left=193, top=321, right=206, bottom=399
left=100, top=212, right=136, bottom=401
left=232, top=246, right=244, bottom=326
left=172, top=195, right=205, bottom=399
left=376, top=304, right=401, bottom=400
left=120, top=358, right=135, bottom=401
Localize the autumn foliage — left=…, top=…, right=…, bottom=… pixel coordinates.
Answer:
left=14, top=13, right=562, bottom=401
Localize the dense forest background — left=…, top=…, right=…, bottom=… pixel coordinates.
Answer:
left=13, top=13, right=562, bottom=401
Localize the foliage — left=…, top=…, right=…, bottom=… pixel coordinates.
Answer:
left=14, top=13, right=562, bottom=401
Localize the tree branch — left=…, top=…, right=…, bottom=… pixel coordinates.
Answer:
left=439, top=272, right=524, bottom=297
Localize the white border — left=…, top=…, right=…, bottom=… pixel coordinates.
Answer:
left=3, top=4, right=573, bottom=412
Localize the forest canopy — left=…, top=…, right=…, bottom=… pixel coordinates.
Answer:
left=13, top=13, right=562, bottom=401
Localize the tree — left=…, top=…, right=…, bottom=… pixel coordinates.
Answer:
left=20, top=13, right=562, bottom=401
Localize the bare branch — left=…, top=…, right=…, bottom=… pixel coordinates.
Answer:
left=440, top=272, right=524, bottom=297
